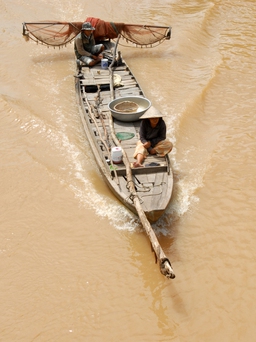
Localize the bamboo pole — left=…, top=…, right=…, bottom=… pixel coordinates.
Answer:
left=124, top=152, right=175, bottom=279
left=108, top=41, right=175, bottom=279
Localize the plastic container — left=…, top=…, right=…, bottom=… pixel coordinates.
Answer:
left=101, top=58, right=108, bottom=69
left=111, top=147, right=123, bottom=164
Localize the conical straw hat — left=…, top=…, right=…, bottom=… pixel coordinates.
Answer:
left=140, top=106, right=164, bottom=119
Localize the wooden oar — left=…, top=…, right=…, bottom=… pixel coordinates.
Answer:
left=124, top=152, right=175, bottom=278
left=109, top=118, right=175, bottom=278
left=107, top=42, right=175, bottom=279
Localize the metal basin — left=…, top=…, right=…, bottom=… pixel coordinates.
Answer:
left=108, top=96, right=151, bottom=122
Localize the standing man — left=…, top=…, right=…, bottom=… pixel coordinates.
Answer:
left=74, top=22, right=105, bottom=67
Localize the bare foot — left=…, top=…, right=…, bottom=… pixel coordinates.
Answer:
left=149, top=148, right=157, bottom=155
left=132, top=162, right=144, bottom=168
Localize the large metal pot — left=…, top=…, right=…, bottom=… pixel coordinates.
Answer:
left=108, top=96, right=151, bottom=122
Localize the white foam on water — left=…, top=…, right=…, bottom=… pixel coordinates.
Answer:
left=59, top=123, right=204, bottom=234
left=19, top=94, right=206, bottom=236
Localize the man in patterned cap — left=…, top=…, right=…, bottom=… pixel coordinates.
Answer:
left=74, top=22, right=105, bottom=67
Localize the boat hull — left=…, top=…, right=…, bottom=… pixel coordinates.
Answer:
left=75, top=52, right=173, bottom=223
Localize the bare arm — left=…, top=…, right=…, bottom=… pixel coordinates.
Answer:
left=75, top=35, right=91, bottom=57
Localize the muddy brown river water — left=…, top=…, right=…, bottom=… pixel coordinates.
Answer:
left=1, top=0, right=256, bottom=340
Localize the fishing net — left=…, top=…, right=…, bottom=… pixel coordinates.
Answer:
left=22, top=21, right=82, bottom=46
left=23, top=17, right=171, bottom=48
left=121, top=24, right=171, bottom=47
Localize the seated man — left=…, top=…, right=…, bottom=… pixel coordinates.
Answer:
left=133, top=106, right=173, bottom=168
left=74, top=22, right=105, bottom=67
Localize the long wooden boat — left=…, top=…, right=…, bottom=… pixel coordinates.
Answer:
left=22, top=19, right=175, bottom=278
left=75, top=47, right=173, bottom=223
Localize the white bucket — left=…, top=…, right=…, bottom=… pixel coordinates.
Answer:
left=111, top=147, right=123, bottom=164
left=101, top=58, right=108, bottom=69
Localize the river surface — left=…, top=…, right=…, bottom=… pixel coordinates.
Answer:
left=1, top=0, right=256, bottom=341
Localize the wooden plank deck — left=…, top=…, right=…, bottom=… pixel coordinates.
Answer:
left=80, top=63, right=168, bottom=176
